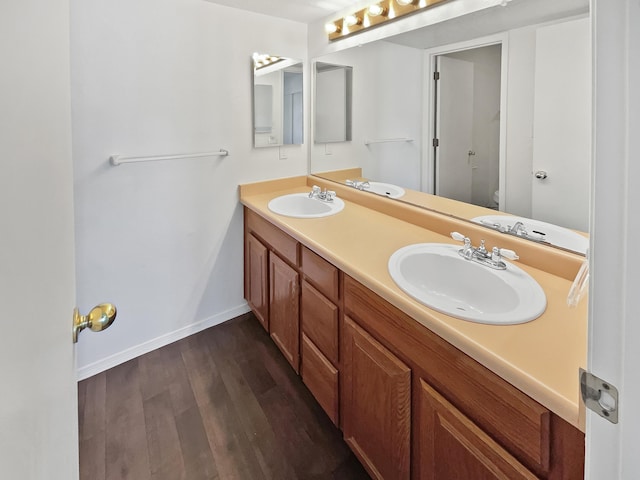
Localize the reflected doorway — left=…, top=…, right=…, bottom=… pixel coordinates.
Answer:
left=433, top=44, right=502, bottom=209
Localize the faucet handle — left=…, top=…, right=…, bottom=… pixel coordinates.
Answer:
left=499, top=248, right=519, bottom=260
left=309, top=185, right=321, bottom=198
left=451, top=232, right=466, bottom=242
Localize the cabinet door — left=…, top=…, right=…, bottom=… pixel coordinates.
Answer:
left=418, top=379, right=537, bottom=480
left=269, top=252, right=300, bottom=373
left=342, top=316, right=411, bottom=480
left=246, top=233, right=269, bottom=331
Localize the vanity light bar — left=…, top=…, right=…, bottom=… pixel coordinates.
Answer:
left=326, top=0, right=450, bottom=41
left=252, top=52, right=283, bottom=70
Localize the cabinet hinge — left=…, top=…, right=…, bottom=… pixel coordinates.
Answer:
left=580, top=368, right=619, bottom=424
left=432, top=138, right=439, bottom=147
left=434, top=71, right=440, bottom=81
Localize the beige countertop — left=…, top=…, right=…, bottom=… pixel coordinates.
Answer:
left=240, top=176, right=588, bottom=432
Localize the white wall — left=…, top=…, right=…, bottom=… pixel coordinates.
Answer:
left=71, top=0, right=307, bottom=378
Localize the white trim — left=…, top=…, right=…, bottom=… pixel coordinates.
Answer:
left=76, top=303, right=251, bottom=381
left=587, top=0, right=640, bottom=477
left=421, top=33, right=508, bottom=198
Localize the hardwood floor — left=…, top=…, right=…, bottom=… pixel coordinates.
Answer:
left=78, top=313, right=370, bottom=480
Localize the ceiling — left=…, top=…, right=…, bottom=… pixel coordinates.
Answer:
left=202, top=0, right=361, bottom=24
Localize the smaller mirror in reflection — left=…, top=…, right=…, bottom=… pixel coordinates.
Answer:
left=314, top=62, right=353, bottom=143
left=253, top=53, right=303, bottom=148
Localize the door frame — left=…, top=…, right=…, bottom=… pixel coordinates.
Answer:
left=422, top=33, right=508, bottom=204
left=587, top=0, right=640, bottom=477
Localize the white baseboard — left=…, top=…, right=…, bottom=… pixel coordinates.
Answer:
left=76, top=303, right=251, bottom=381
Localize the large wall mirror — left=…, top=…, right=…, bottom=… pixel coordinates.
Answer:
left=310, top=1, right=591, bottom=256
left=253, top=53, right=303, bottom=147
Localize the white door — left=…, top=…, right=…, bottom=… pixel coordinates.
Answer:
left=0, top=1, right=79, bottom=478
left=531, top=18, right=591, bottom=232
left=435, top=55, right=474, bottom=203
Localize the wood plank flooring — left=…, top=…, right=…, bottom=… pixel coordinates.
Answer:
left=78, top=313, right=370, bottom=480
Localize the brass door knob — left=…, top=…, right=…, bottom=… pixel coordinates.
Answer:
left=72, top=303, right=117, bottom=343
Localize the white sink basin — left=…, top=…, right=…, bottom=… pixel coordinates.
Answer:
left=364, top=182, right=405, bottom=199
left=388, top=243, right=546, bottom=325
left=268, top=193, right=345, bottom=218
left=472, top=215, right=588, bottom=255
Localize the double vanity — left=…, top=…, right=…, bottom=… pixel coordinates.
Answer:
left=240, top=175, right=586, bottom=479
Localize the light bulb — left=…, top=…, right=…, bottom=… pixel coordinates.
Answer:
left=344, top=14, right=361, bottom=27
left=325, top=22, right=340, bottom=34
left=368, top=4, right=387, bottom=16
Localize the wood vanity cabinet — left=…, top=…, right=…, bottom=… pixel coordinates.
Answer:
left=244, top=208, right=300, bottom=372
left=243, top=209, right=585, bottom=480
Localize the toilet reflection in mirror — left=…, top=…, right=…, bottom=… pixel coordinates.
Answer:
left=252, top=53, right=303, bottom=148
left=309, top=9, right=591, bottom=255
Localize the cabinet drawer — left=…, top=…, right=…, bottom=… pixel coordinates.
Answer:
left=343, top=275, right=552, bottom=476
left=301, top=334, right=339, bottom=425
left=301, top=246, right=339, bottom=302
left=301, top=280, right=339, bottom=365
left=246, top=208, right=298, bottom=266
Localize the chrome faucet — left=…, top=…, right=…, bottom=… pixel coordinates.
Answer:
left=309, top=185, right=336, bottom=202
left=480, top=219, right=547, bottom=243
left=346, top=179, right=371, bottom=190
left=508, top=221, right=527, bottom=236
left=506, top=221, right=547, bottom=242
left=450, top=232, right=519, bottom=270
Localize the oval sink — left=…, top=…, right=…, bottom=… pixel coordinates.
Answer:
left=388, top=243, right=546, bottom=325
left=364, top=182, right=405, bottom=199
left=268, top=193, right=345, bottom=219
left=472, top=214, right=588, bottom=255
